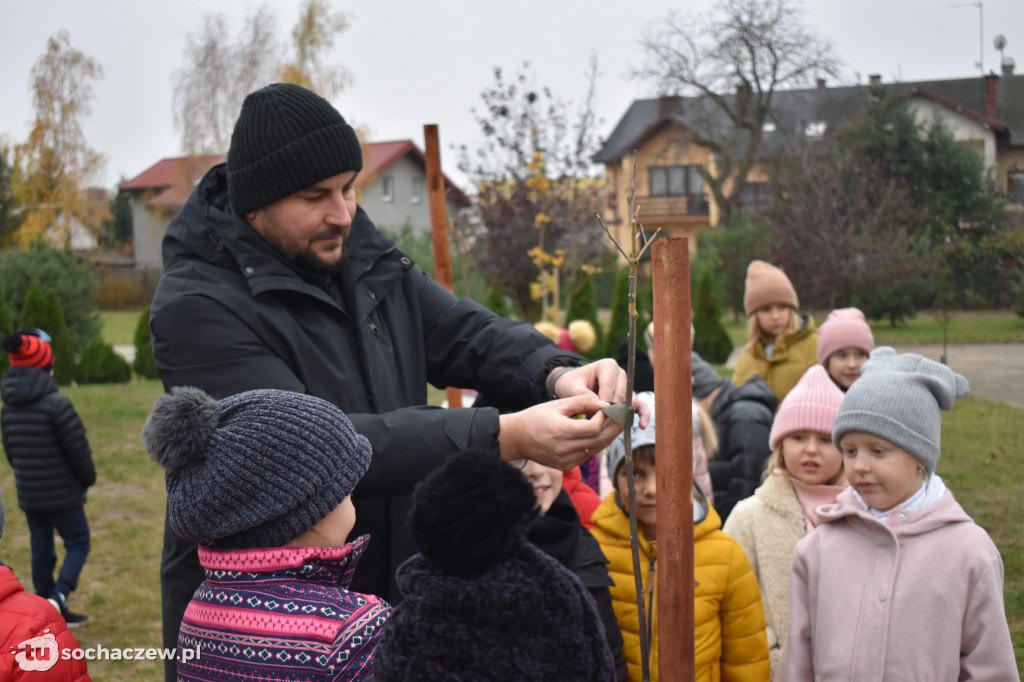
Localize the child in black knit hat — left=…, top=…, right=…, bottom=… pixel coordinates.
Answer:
left=373, top=451, right=616, bottom=681
left=142, top=386, right=390, bottom=681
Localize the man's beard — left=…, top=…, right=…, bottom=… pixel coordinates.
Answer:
left=291, top=226, right=350, bottom=278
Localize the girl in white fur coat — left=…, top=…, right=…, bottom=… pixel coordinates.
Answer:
left=723, top=365, right=845, bottom=679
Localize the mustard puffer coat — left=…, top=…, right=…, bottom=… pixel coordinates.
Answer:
left=732, top=314, right=818, bottom=406
left=590, top=493, right=769, bottom=682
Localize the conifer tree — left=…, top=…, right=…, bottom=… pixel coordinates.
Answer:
left=20, top=283, right=77, bottom=384
left=564, top=269, right=603, bottom=358
left=132, top=306, right=159, bottom=379
left=693, top=268, right=734, bottom=363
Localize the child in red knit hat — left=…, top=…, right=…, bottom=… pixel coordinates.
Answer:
left=1, top=330, right=95, bottom=627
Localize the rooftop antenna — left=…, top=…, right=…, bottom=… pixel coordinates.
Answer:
left=994, top=34, right=1007, bottom=67
left=951, top=1, right=984, bottom=76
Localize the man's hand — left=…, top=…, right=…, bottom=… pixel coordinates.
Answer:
left=498, top=394, right=625, bottom=471
left=548, top=359, right=651, bottom=428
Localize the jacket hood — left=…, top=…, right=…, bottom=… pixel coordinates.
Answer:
left=715, top=373, right=778, bottom=414
left=0, top=366, right=57, bottom=406
left=816, top=486, right=972, bottom=537
left=162, top=163, right=400, bottom=298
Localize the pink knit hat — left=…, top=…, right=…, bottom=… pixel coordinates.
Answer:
left=769, top=365, right=845, bottom=450
left=743, top=260, right=798, bottom=316
left=817, top=307, right=874, bottom=365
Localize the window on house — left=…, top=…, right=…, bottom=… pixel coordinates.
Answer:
left=649, top=165, right=708, bottom=214
left=739, top=181, right=771, bottom=213
left=382, top=176, right=394, bottom=203
left=410, top=178, right=423, bottom=204
left=804, top=121, right=827, bottom=138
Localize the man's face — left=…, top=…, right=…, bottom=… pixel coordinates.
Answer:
left=246, top=170, right=359, bottom=276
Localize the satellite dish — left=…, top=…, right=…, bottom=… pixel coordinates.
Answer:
left=994, top=34, right=1007, bottom=50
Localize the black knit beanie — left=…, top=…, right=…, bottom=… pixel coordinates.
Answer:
left=227, top=82, right=363, bottom=216
left=141, top=386, right=371, bottom=549
left=374, top=452, right=615, bottom=681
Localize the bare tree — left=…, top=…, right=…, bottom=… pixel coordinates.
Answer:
left=634, top=0, right=840, bottom=221
left=172, top=7, right=283, bottom=155
left=457, top=58, right=608, bottom=318
left=14, top=30, right=106, bottom=246
left=278, top=0, right=352, bottom=98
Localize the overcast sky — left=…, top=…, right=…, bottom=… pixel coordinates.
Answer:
left=2, top=0, right=1021, bottom=192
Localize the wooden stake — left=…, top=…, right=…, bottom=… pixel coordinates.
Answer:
left=423, top=124, right=462, bottom=409
left=653, top=237, right=694, bottom=681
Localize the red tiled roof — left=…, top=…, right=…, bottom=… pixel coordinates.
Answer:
left=120, top=155, right=224, bottom=192
left=359, top=140, right=471, bottom=207
left=909, top=86, right=1007, bottom=132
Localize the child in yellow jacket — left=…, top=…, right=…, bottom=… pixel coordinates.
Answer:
left=590, top=393, right=769, bottom=682
left=732, top=261, right=817, bottom=405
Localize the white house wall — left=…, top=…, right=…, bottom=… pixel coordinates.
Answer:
left=359, top=154, right=462, bottom=236
left=131, top=199, right=169, bottom=270
left=908, top=99, right=996, bottom=171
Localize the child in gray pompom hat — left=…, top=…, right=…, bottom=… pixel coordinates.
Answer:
left=782, top=347, right=1017, bottom=681
left=142, top=386, right=390, bottom=681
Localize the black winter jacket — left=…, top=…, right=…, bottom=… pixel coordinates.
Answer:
left=528, top=490, right=628, bottom=682
left=150, top=163, right=581, bottom=603
left=706, top=375, right=777, bottom=521
left=1, top=367, right=94, bottom=512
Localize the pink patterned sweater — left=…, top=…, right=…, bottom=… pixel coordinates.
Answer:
left=177, top=536, right=390, bottom=681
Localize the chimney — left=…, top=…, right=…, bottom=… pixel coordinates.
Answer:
left=869, top=74, right=882, bottom=86
left=816, top=77, right=826, bottom=89
left=985, top=74, right=999, bottom=118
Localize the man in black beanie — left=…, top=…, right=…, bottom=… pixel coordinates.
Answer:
left=150, top=82, right=648, bottom=680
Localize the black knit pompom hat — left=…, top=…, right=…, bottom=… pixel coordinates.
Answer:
left=141, top=386, right=372, bottom=549
left=227, top=82, right=363, bottom=216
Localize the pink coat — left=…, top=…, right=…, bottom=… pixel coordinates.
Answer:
left=782, top=488, right=1017, bottom=681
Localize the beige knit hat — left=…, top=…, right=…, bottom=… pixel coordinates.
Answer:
left=743, top=260, right=798, bottom=316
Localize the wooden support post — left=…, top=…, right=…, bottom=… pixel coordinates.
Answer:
left=653, top=237, right=694, bottom=681
left=423, top=124, right=462, bottom=408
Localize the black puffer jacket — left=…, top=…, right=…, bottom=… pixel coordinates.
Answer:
left=707, top=375, right=777, bottom=521
left=151, top=163, right=581, bottom=602
left=1, top=367, right=95, bottom=512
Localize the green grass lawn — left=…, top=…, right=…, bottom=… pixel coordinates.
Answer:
left=0, top=377, right=1021, bottom=679
left=100, top=309, right=147, bottom=347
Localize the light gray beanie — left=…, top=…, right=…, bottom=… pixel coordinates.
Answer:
left=605, top=392, right=656, bottom=478
left=832, top=347, right=969, bottom=473
left=142, top=387, right=372, bottom=549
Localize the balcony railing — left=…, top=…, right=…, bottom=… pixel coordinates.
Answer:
left=638, top=194, right=710, bottom=217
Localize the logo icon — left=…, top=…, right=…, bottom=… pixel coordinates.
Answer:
left=14, top=631, right=59, bottom=671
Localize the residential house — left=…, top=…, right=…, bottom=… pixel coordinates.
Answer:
left=354, top=139, right=471, bottom=236
left=119, top=155, right=224, bottom=270
left=594, top=65, right=1024, bottom=254
left=119, top=141, right=470, bottom=271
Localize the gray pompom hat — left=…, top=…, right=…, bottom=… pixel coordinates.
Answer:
left=832, top=347, right=969, bottom=473
left=141, top=387, right=372, bottom=549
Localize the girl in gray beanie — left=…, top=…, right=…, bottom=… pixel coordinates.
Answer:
left=782, top=348, right=1016, bottom=681
left=142, top=386, right=390, bottom=681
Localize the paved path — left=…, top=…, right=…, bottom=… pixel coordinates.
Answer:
left=727, top=343, right=1024, bottom=409
left=889, top=343, right=1024, bottom=410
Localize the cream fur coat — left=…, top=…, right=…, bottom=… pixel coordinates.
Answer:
left=722, top=474, right=805, bottom=679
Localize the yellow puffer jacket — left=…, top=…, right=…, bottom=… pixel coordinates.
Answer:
left=590, top=493, right=769, bottom=682
left=732, top=314, right=818, bottom=406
